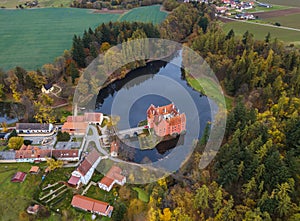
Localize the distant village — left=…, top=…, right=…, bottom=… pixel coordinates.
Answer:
left=0, top=103, right=186, bottom=218
left=214, top=0, right=273, bottom=20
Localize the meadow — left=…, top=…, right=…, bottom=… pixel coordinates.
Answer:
left=0, top=0, right=72, bottom=8
left=266, top=0, right=300, bottom=7
left=118, top=4, right=167, bottom=24
left=0, top=5, right=167, bottom=71
left=0, top=163, right=60, bottom=220
left=222, top=21, right=300, bottom=46
left=264, top=13, right=300, bottom=29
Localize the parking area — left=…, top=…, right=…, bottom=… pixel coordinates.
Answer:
left=55, top=142, right=81, bottom=150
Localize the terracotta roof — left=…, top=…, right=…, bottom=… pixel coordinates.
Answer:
left=16, top=123, right=51, bottom=130
left=148, top=103, right=178, bottom=116
left=52, top=149, right=79, bottom=158
left=99, top=176, right=114, bottom=187
left=11, top=172, right=26, bottom=182
left=85, top=149, right=100, bottom=165
left=61, top=122, right=88, bottom=131
left=66, top=115, right=85, bottom=122
left=77, top=159, right=92, bottom=176
left=110, top=141, right=119, bottom=153
left=84, top=113, right=102, bottom=122
left=66, top=113, right=102, bottom=123
left=99, top=165, right=125, bottom=185
left=68, top=175, right=80, bottom=186
left=15, top=146, right=51, bottom=159
left=29, top=166, right=40, bottom=173
left=71, top=195, right=94, bottom=211
left=71, top=195, right=113, bottom=215
left=168, top=115, right=184, bottom=126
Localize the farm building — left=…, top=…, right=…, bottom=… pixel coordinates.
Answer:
left=68, top=149, right=101, bottom=187
left=11, top=171, right=27, bottom=182
left=62, top=112, right=103, bottom=135
left=15, top=145, right=79, bottom=163
left=16, top=123, right=54, bottom=135
left=71, top=195, right=113, bottom=217
left=98, top=165, right=126, bottom=192
left=29, top=166, right=40, bottom=174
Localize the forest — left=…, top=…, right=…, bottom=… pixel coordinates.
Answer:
left=0, top=2, right=299, bottom=220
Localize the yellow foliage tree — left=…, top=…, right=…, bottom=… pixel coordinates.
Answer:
left=159, top=208, right=172, bottom=221
left=46, top=158, right=63, bottom=171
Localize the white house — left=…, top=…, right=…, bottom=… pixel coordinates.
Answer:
left=16, top=123, right=54, bottom=134
left=68, top=149, right=101, bottom=187
left=41, top=83, right=54, bottom=94
left=98, top=165, right=126, bottom=192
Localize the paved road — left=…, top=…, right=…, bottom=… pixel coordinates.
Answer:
left=219, top=15, right=300, bottom=32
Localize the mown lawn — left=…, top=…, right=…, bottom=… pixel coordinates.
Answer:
left=222, top=21, right=300, bottom=46
left=0, top=6, right=167, bottom=71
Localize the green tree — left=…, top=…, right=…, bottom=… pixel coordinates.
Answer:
left=194, top=185, right=209, bottom=210
left=72, top=35, right=86, bottom=68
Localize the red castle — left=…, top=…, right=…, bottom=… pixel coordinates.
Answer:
left=147, top=103, right=186, bottom=137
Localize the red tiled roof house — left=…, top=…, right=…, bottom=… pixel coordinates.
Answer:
left=62, top=112, right=103, bottom=135
left=71, top=195, right=113, bottom=217
left=147, top=103, right=186, bottom=137
left=110, top=141, right=119, bottom=157
left=11, top=171, right=27, bottom=182
left=98, top=165, right=126, bottom=192
left=15, top=145, right=79, bottom=163
left=68, top=149, right=101, bottom=187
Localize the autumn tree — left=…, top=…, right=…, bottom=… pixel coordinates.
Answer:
left=8, top=136, right=24, bottom=150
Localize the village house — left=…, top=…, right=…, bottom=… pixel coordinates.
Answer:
left=16, top=123, right=54, bottom=135
left=68, top=149, right=101, bottom=187
left=41, top=83, right=54, bottom=94
left=11, top=171, right=27, bottom=182
left=29, top=166, right=40, bottom=174
left=15, top=145, right=79, bottom=163
left=62, top=112, right=103, bottom=135
left=71, top=195, right=113, bottom=217
left=147, top=103, right=186, bottom=137
left=98, top=165, right=126, bottom=192
left=110, top=141, right=119, bottom=157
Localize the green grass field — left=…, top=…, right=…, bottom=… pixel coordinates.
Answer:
left=0, top=0, right=72, bottom=8
left=264, top=13, right=300, bottom=29
left=132, top=187, right=149, bottom=203
left=0, top=5, right=167, bottom=71
left=223, top=21, right=300, bottom=46
left=247, top=4, right=290, bottom=13
left=0, top=163, right=58, bottom=220
left=266, top=0, right=300, bottom=7
left=118, top=5, right=167, bottom=24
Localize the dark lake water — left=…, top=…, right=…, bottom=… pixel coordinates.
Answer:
left=95, top=53, right=217, bottom=165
